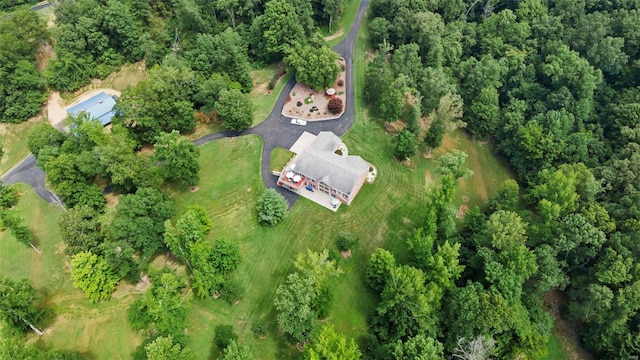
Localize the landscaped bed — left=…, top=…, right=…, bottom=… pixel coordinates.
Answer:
left=282, top=58, right=347, bottom=121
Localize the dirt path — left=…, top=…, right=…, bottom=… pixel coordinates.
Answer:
left=324, top=29, right=344, bottom=42
left=46, top=92, right=67, bottom=129
left=47, top=88, right=121, bottom=129
left=544, top=291, right=593, bottom=360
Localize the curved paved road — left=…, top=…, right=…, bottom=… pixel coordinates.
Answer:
left=3, top=0, right=369, bottom=208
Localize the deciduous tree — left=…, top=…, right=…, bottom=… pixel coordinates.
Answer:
left=304, top=324, right=361, bottom=360
left=27, top=123, right=66, bottom=158
left=0, top=278, right=46, bottom=335
left=366, top=248, right=397, bottom=292
left=452, top=335, right=496, bottom=360
left=256, top=189, right=288, bottom=225
left=284, top=42, right=340, bottom=91
left=211, top=238, right=242, bottom=275
left=144, top=336, right=195, bottom=360
left=394, top=130, right=417, bottom=160
left=372, top=265, right=437, bottom=342
left=128, top=271, right=190, bottom=341
left=111, top=187, right=175, bottom=259
left=249, top=0, right=305, bottom=62
left=113, top=64, right=197, bottom=143
left=154, top=131, right=200, bottom=187
left=70, top=251, right=119, bottom=303
left=0, top=183, right=17, bottom=209
left=186, top=29, right=252, bottom=91
left=294, top=249, right=340, bottom=318
left=215, top=89, right=253, bottom=132
left=58, top=205, right=105, bottom=256
left=219, top=340, right=253, bottom=360
left=0, top=210, right=39, bottom=253
left=214, top=324, right=238, bottom=349
left=392, top=334, right=444, bottom=360
left=437, top=150, right=473, bottom=179
left=487, top=179, right=520, bottom=213
left=274, top=272, right=317, bottom=344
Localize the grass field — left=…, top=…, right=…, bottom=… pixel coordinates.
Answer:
left=163, top=112, right=515, bottom=359
left=0, top=117, right=46, bottom=176
left=167, top=132, right=423, bottom=359
left=325, top=0, right=361, bottom=47
left=270, top=147, right=294, bottom=172
left=0, top=184, right=142, bottom=359
left=543, top=332, right=571, bottom=360
left=61, top=62, right=149, bottom=103
left=435, top=130, right=514, bottom=211
left=250, top=64, right=292, bottom=125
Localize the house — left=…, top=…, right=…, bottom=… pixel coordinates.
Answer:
left=66, top=92, right=118, bottom=126
left=278, top=132, right=371, bottom=206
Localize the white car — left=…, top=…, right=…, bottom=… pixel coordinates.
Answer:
left=291, top=118, right=307, bottom=126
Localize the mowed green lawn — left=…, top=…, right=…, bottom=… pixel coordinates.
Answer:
left=0, top=185, right=142, bottom=359
left=325, top=0, right=361, bottom=46
left=250, top=64, right=293, bottom=125
left=0, top=118, right=46, bottom=176
left=163, top=110, right=514, bottom=358
left=168, top=132, right=431, bottom=359
left=435, top=129, right=515, bottom=211
left=543, top=332, right=571, bottom=360
left=270, top=147, right=294, bottom=172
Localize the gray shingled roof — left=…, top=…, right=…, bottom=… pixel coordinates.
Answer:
left=294, top=132, right=370, bottom=194
left=310, top=131, right=342, bottom=152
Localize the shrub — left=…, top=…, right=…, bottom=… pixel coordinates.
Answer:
left=0, top=183, right=18, bottom=209
left=337, top=79, right=344, bottom=86
left=268, top=73, right=279, bottom=90
left=252, top=323, right=266, bottom=339
left=220, top=278, right=244, bottom=305
left=256, top=189, right=289, bottom=226
left=214, top=324, right=238, bottom=349
left=366, top=248, right=396, bottom=291
left=337, top=231, right=355, bottom=251
left=394, top=130, right=417, bottom=160
left=327, top=248, right=339, bottom=264
left=328, top=97, right=344, bottom=114
left=296, top=101, right=303, bottom=107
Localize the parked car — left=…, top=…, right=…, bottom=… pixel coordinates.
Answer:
left=291, top=118, right=307, bottom=126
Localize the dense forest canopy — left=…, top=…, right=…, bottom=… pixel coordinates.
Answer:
left=363, top=0, right=640, bottom=358
left=0, top=0, right=39, bottom=13
left=0, top=9, right=48, bottom=123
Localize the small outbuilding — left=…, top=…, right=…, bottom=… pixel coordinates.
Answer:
left=66, top=92, right=118, bottom=126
